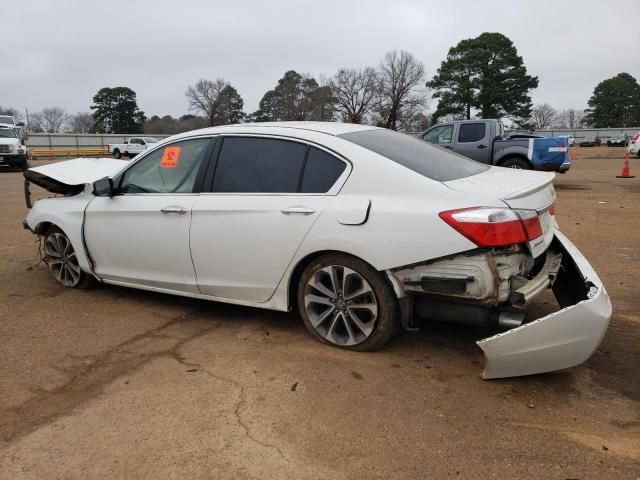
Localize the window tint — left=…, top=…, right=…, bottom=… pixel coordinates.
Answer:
left=130, top=138, right=143, bottom=145
left=212, top=137, right=307, bottom=193
left=423, top=125, right=453, bottom=145
left=339, top=129, right=488, bottom=182
left=119, top=138, right=210, bottom=193
left=458, top=123, right=486, bottom=143
left=300, top=147, right=346, bottom=193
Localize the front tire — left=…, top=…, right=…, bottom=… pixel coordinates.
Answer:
left=297, top=253, right=400, bottom=351
left=43, top=226, right=95, bottom=289
left=500, top=157, right=531, bottom=169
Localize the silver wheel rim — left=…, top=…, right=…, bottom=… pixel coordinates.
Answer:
left=509, top=164, right=522, bottom=169
left=304, top=265, right=378, bottom=346
left=44, top=232, right=81, bottom=287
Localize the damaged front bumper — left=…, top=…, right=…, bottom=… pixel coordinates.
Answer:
left=477, top=230, right=611, bottom=379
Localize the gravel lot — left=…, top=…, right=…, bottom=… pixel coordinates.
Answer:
left=1, top=147, right=638, bottom=479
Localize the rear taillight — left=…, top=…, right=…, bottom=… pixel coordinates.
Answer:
left=439, top=207, right=543, bottom=247
left=548, top=203, right=556, bottom=216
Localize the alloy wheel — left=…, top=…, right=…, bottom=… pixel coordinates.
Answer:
left=303, top=265, right=378, bottom=346
left=44, top=232, right=82, bottom=287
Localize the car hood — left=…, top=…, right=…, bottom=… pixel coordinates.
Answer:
left=23, top=157, right=128, bottom=195
left=0, top=138, right=20, bottom=145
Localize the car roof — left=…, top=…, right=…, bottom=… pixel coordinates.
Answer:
left=176, top=121, right=380, bottom=138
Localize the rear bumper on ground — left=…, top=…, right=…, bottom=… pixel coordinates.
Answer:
left=477, top=230, right=611, bottom=379
left=557, top=161, right=571, bottom=173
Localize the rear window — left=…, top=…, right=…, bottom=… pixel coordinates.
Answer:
left=338, top=129, right=488, bottom=182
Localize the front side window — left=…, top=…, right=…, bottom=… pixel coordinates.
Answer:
left=423, top=125, right=453, bottom=145
left=212, top=137, right=307, bottom=193
left=130, top=138, right=143, bottom=145
left=119, top=138, right=211, bottom=194
left=458, top=123, right=486, bottom=143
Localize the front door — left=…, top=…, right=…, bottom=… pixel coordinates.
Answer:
left=84, top=137, right=214, bottom=292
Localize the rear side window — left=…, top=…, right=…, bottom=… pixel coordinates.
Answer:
left=339, top=129, right=488, bottom=182
left=300, top=147, right=346, bottom=193
left=212, top=137, right=306, bottom=193
left=458, top=123, right=486, bottom=143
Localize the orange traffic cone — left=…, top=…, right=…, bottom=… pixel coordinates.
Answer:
left=616, top=153, right=635, bottom=178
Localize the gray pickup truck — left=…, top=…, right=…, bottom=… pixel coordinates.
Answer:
left=420, top=119, right=571, bottom=172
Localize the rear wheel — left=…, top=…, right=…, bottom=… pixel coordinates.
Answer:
left=113, top=149, right=121, bottom=159
left=500, top=157, right=531, bottom=170
left=297, top=253, right=399, bottom=351
left=43, top=226, right=95, bottom=289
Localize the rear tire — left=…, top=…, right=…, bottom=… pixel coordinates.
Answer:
left=43, top=226, right=96, bottom=289
left=113, top=149, right=121, bottom=159
left=500, top=157, right=531, bottom=170
left=297, top=253, right=400, bottom=352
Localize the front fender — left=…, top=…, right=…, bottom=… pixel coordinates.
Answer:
left=25, top=192, right=94, bottom=272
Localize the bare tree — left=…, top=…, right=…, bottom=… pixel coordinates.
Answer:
left=374, top=51, right=427, bottom=130
left=186, top=78, right=228, bottom=126
left=530, top=103, right=557, bottom=130
left=67, top=112, right=95, bottom=133
left=558, top=108, right=584, bottom=129
left=331, top=67, right=378, bottom=124
left=39, top=107, right=69, bottom=133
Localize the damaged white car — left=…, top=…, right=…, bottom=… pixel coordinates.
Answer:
left=22, top=122, right=612, bottom=379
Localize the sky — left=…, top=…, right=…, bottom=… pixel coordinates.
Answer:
left=1, top=0, right=638, bottom=120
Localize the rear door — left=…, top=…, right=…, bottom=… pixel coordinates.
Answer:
left=190, top=136, right=349, bottom=303
left=454, top=122, right=491, bottom=163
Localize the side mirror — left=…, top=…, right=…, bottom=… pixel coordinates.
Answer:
left=93, top=177, right=114, bottom=197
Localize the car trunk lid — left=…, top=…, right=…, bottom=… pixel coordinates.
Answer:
left=444, top=167, right=556, bottom=257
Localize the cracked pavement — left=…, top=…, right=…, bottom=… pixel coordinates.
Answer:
left=1, top=151, right=639, bottom=479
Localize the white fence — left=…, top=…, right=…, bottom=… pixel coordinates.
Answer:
left=505, top=127, right=639, bottom=142
left=26, top=133, right=171, bottom=149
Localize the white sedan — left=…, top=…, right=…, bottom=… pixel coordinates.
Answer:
left=22, top=122, right=612, bottom=379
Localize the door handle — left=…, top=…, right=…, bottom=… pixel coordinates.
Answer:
left=281, top=206, right=315, bottom=215
left=477, top=144, right=488, bottom=149
left=161, top=206, right=187, bottom=214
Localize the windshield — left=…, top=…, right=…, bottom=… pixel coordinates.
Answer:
left=338, top=129, right=489, bottom=182
left=0, top=115, right=15, bottom=125
left=144, top=137, right=158, bottom=143
left=0, top=128, right=18, bottom=138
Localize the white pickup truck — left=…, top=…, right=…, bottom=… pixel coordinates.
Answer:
left=108, top=137, right=159, bottom=159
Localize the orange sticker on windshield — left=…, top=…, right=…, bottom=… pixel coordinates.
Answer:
left=161, top=147, right=181, bottom=168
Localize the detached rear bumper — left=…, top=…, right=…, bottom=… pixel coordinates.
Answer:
left=477, top=230, right=611, bottom=379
